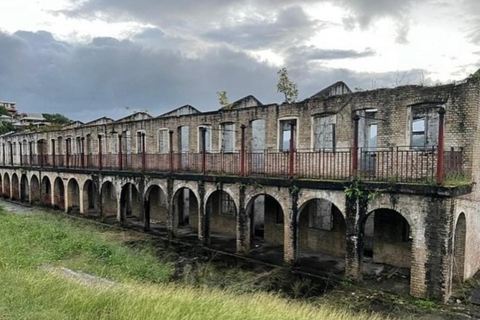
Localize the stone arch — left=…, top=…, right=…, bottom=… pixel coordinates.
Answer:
left=67, top=178, right=80, bottom=213
left=245, top=193, right=285, bottom=249
left=11, top=173, right=19, bottom=200
left=53, top=177, right=65, bottom=210
left=82, top=180, right=98, bottom=215
left=145, top=184, right=168, bottom=226
left=297, top=190, right=346, bottom=219
left=172, top=181, right=200, bottom=208
left=100, top=181, right=117, bottom=219
left=296, top=198, right=346, bottom=273
left=362, top=208, right=413, bottom=291
left=120, top=183, right=142, bottom=223
left=205, top=189, right=237, bottom=241
left=41, top=176, right=52, bottom=206
left=20, top=174, right=29, bottom=203
left=453, top=212, right=466, bottom=283
left=172, top=187, right=199, bottom=234
left=1, top=172, right=7, bottom=198
left=204, top=187, right=238, bottom=213
left=30, top=175, right=41, bottom=204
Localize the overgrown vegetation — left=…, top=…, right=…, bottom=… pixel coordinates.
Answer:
left=42, top=113, right=72, bottom=125
left=0, top=208, right=388, bottom=320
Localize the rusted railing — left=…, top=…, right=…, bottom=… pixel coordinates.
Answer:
left=3, top=146, right=466, bottom=184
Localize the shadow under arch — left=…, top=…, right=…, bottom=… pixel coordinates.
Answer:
left=41, top=176, right=51, bottom=206
left=30, top=175, right=41, bottom=204
left=362, top=208, right=413, bottom=296
left=295, top=198, right=346, bottom=276
left=100, top=181, right=117, bottom=220
left=204, top=189, right=237, bottom=252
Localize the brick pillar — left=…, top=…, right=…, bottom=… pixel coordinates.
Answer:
left=52, top=139, right=56, bottom=168
left=98, top=135, right=103, bottom=170
left=288, top=121, right=296, bottom=179
left=141, top=133, right=146, bottom=171
left=118, top=134, right=123, bottom=170
left=143, top=195, right=151, bottom=231
left=19, top=142, right=22, bottom=166
left=2, top=144, right=5, bottom=166
left=284, top=189, right=298, bottom=263
left=352, top=114, right=360, bottom=177
left=240, top=125, right=246, bottom=176
left=166, top=178, right=175, bottom=238
left=201, top=128, right=206, bottom=174
left=81, top=137, right=85, bottom=168
left=236, top=185, right=250, bottom=253
left=9, top=143, right=13, bottom=166
left=66, top=139, right=70, bottom=168
left=198, top=181, right=209, bottom=245
left=344, top=196, right=364, bottom=281
left=169, top=130, right=174, bottom=172
left=436, top=108, right=446, bottom=184
left=29, top=142, right=32, bottom=166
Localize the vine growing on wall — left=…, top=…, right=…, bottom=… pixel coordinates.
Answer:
left=344, top=180, right=379, bottom=202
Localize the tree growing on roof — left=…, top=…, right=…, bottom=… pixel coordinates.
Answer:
left=217, top=91, right=232, bottom=109
left=277, top=67, right=298, bottom=104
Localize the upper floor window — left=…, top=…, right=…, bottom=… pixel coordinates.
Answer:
left=313, top=115, right=335, bottom=151
left=221, top=123, right=234, bottom=153
left=198, top=125, right=212, bottom=152
left=279, top=119, right=296, bottom=152
left=158, top=129, right=169, bottom=154
left=110, top=133, right=118, bottom=153
left=410, top=105, right=440, bottom=149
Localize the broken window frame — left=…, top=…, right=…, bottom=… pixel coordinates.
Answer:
left=278, top=118, right=297, bottom=152
left=410, top=105, right=440, bottom=149
left=312, top=114, right=336, bottom=152
left=197, top=125, right=212, bottom=153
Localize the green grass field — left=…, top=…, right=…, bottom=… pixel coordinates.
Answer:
left=0, top=209, right=387, bottom=320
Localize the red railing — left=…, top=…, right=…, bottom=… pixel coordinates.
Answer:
left=2, top=147, right=466, bottom=184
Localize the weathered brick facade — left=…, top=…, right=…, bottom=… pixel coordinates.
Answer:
left=1, top=78, right=479, bottom=302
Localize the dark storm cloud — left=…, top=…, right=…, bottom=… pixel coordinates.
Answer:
left=60, top=0, right=419, bottom=43
left=203, top=6, right=323, bottom=49
left=285, top=45, right=375, bottom=63
left=0, top=30, right=430, bottom=122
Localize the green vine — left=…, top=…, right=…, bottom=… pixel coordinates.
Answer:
left=344, top=180, right=379, bottom=201
left=289, top=185, right=300, bottom=195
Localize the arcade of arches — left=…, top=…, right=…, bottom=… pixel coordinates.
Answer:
left=0, top=168, right=471, bottom=303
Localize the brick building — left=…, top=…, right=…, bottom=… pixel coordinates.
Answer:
left=0, top=77, right=478, bottom=302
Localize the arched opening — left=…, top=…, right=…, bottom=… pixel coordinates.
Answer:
left=37, top=139, right=48, bottom=165
left=3, top=173, right=9, bottom=198
left=41, top=176, right=51, bottom=206
left=145, top=185, right=168, bottom=230
left=362, top=209, right=412, bottom=294
left=296, top=199, right=346, bottom=275
left=205, top=189, right=237, bottom=251
left=67, top=179, right=80, bottom=213
left=101, top=181, right=117, bottom=220
left=11, top=173, right=19, bottom=200
left=82, top=180, right=97, bottom=216
left=245, top=194, right=284, bottom=261
left=30, top=175, right=41, bottom=204
left=120, top=183, right=142, bottom=225
left=172, top=187, right=199, bottom=236
left=53, top=177, right=65, bottom=210
left=20, top=174, right=29, bottom=203
left=453, top=213, right=466, bottom=283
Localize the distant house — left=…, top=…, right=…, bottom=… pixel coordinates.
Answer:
left=0, top=115, right=12, bottom=123
left=15, top=113, right=50, bottom=128
left=158, top=105, right=201, bottom=118
left=0, top=101, right=17, bottom=116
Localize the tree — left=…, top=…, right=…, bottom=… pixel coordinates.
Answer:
left=0, top=122, right=14, bottom=135
left=42, top=113, right=72, bottom=125
left=217, top=91, right=231, bottom=109
left=277, top=67, right=298, bottom=103
left=0, top=106, right=9, bottom=116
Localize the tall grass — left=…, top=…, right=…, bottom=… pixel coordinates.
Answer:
left=0, top=209, right=388, bottom=320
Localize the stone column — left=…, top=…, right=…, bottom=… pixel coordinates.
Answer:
left=344, top=196, right=363, bottom=281
left=236, top=185, right=250, bottom=253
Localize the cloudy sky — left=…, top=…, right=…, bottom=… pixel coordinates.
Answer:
left=0, top=0, right=479, bottom=121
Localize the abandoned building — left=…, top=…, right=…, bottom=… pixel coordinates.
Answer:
left=0, top=77, right=477, bottom=302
